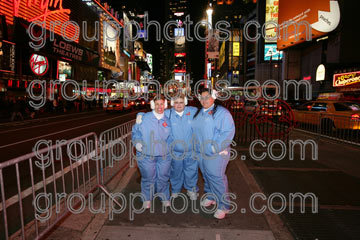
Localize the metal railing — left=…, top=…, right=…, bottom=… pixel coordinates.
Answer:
left=98, top=120, right=135, bottom=192
left=0, top=120, right=136, bottom=240
left=224, top=99, right=293, bottom=145
left=0, top=133, right=99, bottom=240
left=294, top=111, right=360, bottom=145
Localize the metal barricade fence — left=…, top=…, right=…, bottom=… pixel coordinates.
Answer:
left=0, top=119, right=137, bottom=240
left=0, top=133, right=99, bottom=240
left=98, top=120, right=136, bottom=190
left=295, top=112, right=360, bottom=146
left=224, top=99, right=292, bottom=145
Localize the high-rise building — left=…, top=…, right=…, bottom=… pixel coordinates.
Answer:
left=159, top=0, right=189, bottom=84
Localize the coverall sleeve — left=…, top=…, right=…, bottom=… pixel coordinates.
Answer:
left=132, top=113, right=144, bottom=144
left=205, top=109, right=235, bottom=155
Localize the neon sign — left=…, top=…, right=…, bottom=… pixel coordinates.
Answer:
left=333, top=71, right=360, bottom=87
left=0, top=0, right=77, bottom=42
left=30, top=54, right=49, bottom=76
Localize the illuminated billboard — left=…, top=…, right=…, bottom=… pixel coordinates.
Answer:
left=57, top=61, right=72, bottom=81
left=265, top=0, right=279, bottom=43
left=101, top=17, right=121, bottom=70
left=333, top=71, right=360, bottom=87
left=264, top=44, right=283, bottom=61
left=277, top=0, right=341, bottom=50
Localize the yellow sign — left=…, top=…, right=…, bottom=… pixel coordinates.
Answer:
left=233, top=42, right=240, bottom=56
left=219, top=41, right=226, bottom=67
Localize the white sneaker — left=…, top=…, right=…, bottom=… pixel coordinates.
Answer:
left=187, top=190, right=198, bottom=200
left=171, top=193, right=179, bottom=198
left=214, top=209, right=229, bottom=219
left=143, top=201, right=151, bottom=209
left=200, top=198, right=216, bottom=207
left=162, top=200, right=171, bottom=207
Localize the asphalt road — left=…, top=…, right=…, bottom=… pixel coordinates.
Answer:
left=0, top=109, right=142, bottom=162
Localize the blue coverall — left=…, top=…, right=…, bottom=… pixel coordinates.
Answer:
left=192, top=104, right=235, bottom=210
left=132, top=111, right=173, bottom=201
left=165, top=106, right=199, bottom=194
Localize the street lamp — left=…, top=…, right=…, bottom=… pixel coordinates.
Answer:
left=206, top=4, right=213, bottom=29
left=204, top=3, right=213, bottom=84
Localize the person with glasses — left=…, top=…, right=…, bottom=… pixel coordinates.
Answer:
left=165, top=94, right=199, bottom=200
left=192, top=88, right=235, bottom=219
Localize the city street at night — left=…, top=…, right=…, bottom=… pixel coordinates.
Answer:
left=1, top=0, right=360, bottom=240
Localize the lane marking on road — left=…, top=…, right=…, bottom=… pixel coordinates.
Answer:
left=248, top=167, right=340, bottom=172
left=0, top=112, right=107, bottom=134
left=0, top=109, right=103, bottom=127
left=216, top=234, right=221, bottom=240
left=0, top=112, right=137, bottom=149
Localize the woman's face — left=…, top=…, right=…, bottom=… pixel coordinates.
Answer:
left=154, top=99, right=165, bottom=114
left=173, top=97, right=185, bottom=113
left=199, top=91, right=215, bottom=109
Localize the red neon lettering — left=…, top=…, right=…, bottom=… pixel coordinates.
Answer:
left=11, top=0, right=71, bottom=22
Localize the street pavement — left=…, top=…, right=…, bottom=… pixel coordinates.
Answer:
left=2, top=110, right=360, bottom=240
left=43, top=127, right=360, bottom=240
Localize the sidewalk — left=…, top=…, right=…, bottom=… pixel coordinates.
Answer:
left=44, top=148, right=283, bottom=240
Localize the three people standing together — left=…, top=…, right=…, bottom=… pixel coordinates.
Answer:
left=131, top=88, right=235, bottom=219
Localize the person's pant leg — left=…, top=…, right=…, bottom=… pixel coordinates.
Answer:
left=183, top=152, right=199, bottom=192
left=169, top=152, right=184, bottom=194
left=197, top=153, right=213, bottom=200
left=204, top=153, right=230, bottom=210
left=155, top=155, right=171, bottom=201
left=136, top=155, right=156, bottom=201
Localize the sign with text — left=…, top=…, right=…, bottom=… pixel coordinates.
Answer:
left=333, top=71, right=360, bottom=87
left=278, top=0, right=340, bottom=50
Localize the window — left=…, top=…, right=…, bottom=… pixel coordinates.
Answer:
left=333, top=103, right=350, bottom=111
left=311, top=103, right=327, bottom=112
left=337, top=102, right=360, bottom=111
left=298, top=102, right=313, bottom=111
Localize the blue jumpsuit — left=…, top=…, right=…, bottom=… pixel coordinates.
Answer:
left=192, top=104, right=235, bottom=210
left=132, top=111, right=173, bottom=201
left=165, top=106, right=198, bottom=194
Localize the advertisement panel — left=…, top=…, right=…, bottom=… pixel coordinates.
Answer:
left=175, top=36, right=185, bottom=53
left=277, top=0, right=340, bottom=50
left=333, top=71, right=360, bottom=87
left=233, top=42, right=240, bottom=57
left=134, top=41, right=145, bottom=58
left=265, top=0, right=279, bottom=43
left=57, top=61, right=72, bottom=81
left=146, top=53, right=153, bottom=73
left=207, top=30, right=219, bottom=59
left=264, top=43, right=283, bottom=61
left=219, top=41, right=225, bottom=68
left=0, top=40, right=15, bottom=72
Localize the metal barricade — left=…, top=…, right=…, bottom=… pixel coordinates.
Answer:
left=0, top=120, right=138, bottom=240
left=226, top=99, right=292, bottom=145
left=295, top=112, right=360, bottom=145
left=98, top=120, right=136, bottom=186
left=0, top=132, right=99, bottom=240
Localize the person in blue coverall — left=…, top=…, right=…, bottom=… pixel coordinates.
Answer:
left=192, top=88, right=235, bottom=219
left=132, top=96, right=172, bottom=209
left=165, top=94, right=199, bottom=200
